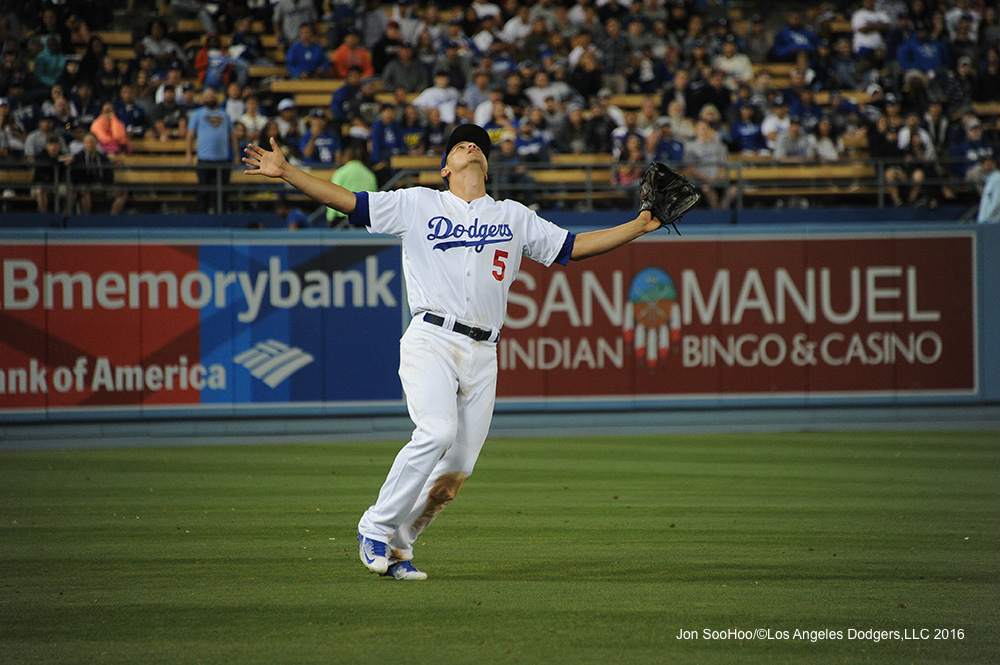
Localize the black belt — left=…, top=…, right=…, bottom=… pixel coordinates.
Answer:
left=422, top=313, right=496, bottom=342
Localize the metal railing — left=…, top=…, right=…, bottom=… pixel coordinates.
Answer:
left=0, top=157, right=979, bottom=218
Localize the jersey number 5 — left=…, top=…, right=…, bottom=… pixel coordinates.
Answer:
left=492, top=250, right=509, bottom=281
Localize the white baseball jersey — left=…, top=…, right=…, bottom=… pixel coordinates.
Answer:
left=352, top=188, right=572, bottom=331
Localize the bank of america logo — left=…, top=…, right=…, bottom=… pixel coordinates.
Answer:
left=233, top=340, right=315, bottom=388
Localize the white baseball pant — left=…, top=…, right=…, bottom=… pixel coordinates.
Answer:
left=357, top=316, right=498, bottom=561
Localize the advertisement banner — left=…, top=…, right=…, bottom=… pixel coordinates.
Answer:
left=0, top=235, right=404, bottom=415
left=497, top=232, right=976, bottom=401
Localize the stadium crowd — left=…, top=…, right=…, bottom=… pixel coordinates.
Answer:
left=1, top=0, right=999, bottom=217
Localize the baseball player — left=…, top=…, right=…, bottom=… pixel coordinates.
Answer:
left=243, top=125, right=665, bottom=581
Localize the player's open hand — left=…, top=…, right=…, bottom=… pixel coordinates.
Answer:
left=243, top=137, right=287, bottom=178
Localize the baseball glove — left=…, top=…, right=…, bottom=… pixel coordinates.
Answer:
left=638, top=162, right=701, bottom=234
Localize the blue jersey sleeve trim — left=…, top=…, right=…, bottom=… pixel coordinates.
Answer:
left=347, top=191, right=371, bottom=227
left=554, top=231, right=575, bottom=266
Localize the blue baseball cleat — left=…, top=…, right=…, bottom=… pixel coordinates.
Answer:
left=382, top=560, right=427, bottom=581
left=358, top=531, right=389, bottom=574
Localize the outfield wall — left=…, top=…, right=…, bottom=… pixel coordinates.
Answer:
left=2, top=221, right=997, bottom=422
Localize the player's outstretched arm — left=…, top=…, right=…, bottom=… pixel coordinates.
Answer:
left=243, top=137, right=357, bottom=215
left=570, top=210, right=661, bottom=260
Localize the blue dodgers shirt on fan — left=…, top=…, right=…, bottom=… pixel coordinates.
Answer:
left=348, top=188, right=574, bottom=330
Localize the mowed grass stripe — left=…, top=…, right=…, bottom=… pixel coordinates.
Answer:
left=1, top=432, right=997, bottom=665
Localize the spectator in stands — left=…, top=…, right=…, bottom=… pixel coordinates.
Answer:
left=261, top=119, right=297, bottom=162
left=568, top=50, right=604, bottom=104
left=381, top=44, right=429, bottom=94
left=330, top=28, right=374, bottom=80
left=231, top=15, right=272, bottom=67
left=792, top=88, right=824, bottom=132
left=372, top=21, right=405, bottom=74
left=611, top=109, right=642, bottom=159
left=40, top=84, right=73, bottom=121
left=286, top=24, right=330, bottom=80
left=326, top=67, right=356, bottom=130
left=398, top=104, right=425, bottom=154
left=462, top=68, right=492, bottom=113
left=6, top=75, right=39, bottom=136
left=979, top=47, right=1000, bottom=100
left=851, top=0, right=891, bottom=66
left=238, top=95, right=268, bottom=144
left=114, top=84, right=147, bottom=139
left=221, top=82, right=245, bottom=123
left=514, top=114, right=550, bottom=163
left=883, top=93, right=905, bottom=127
left=614, top=134, right=648, bottom=190
left=131, top=70, right=158, bottom=118
left=91, top=101, right=130, bottom=154
left=774, top=116, right=810, bottom=163
left=422, top=106, right=449, bottom=156
left=186, top=86, right=237, bottom=212
left=897, top=21, right=949, bottom=109
left=156, top=61, right=185, bottom=104
left=683, top=118, right=731, bottom=209
left=586, top=95, right=616, bottom=154
left=142, top=19, right=188, bottom=72
left=0, top=99, right=24, bottom=158
left=901, top=129, right=943, bottom=207
left=31, top=134, right=71, bottom=212
left=36, top=8, right=73, bottom=56
left=483, top=101, right=518, bottom=147
left=196, top=33, right=249, bottom=89
left=34, top=36, right=67, bottom=89
left=730, top=101, right=768, bottom=155
left=807, top=116, right=844, bottom=163
left=94, top=55, right=123, bottom=101
left=692, top=69, right=731, bottom=120
left=275, top=98, right=305, bottom=144
left=633, top=95, right=659, bottom=136
left=150, top=85, right=187, bottom=141
left=761, top=94, right=792, bottom=152
left=473, top=83, right=506, bottom=127
left=868, top=112, right=907, bottom=206
left=80, top=35, right=108, bottom=82
left=24, top=113, right=68, bottom=161
left=627, top=45, right=671, bottom=95
left=944, top=56, right=978, bottom=113
left=945, top=0, right=981, bottom=42
left=434, top=41, right=473, bottom=92
left=948, top=15, right=980, bottom=74
left=553, top=101, right=597, bottom=154
left=369, top=102, right=405, bottom=185
left=660, top=67, right=695, bottom=118
left=491, top=129, right=537, bottom=207
left=744, top=14, right=771, bottom=64
left=500, top=4, right=532, bottom=50
left=771, top=10, right=819, bottom=62
left=981, top=6, right=1000, bottom=52
left=597, top=17, right=632, bottom=94
left=413, top=71, right=461, bottom=124
left=273, top=0, right=318, bottom=53
left=57, top=56, right=86, bottom=96
left=648, top=117, right=685, bottom=163
left=299, top=108, right=340, bottom=166
left=69, top=132, right=127, bottom=214
left=500, top=70, right=530, bottom=118
left=976, top=154, right=1000, bottom=222
left=326, top=138, right=378, bottom=227
left=714, top=34, right=753, bottom=91
left=949, top=118, right=996, bottom=193
left=664, top=98, right=695, bottom=142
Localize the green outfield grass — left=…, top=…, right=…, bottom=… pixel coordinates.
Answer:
left=1, top=431, right=998, bottom=665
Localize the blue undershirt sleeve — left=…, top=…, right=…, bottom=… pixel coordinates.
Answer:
left=553, top=231, right=576, bottom=266
left=346, top=191, right=370, bottom=227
